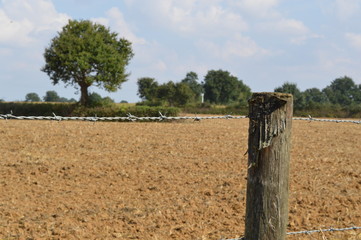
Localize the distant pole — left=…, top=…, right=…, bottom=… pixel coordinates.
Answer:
left=245, top=92, right=293, bottom=240
left=201, top=93, right=204, bottom=103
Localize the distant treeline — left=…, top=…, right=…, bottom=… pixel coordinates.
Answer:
left=136, top=70, right=361, bottom=117
left=24, top=91, right=77, bottom=103
left=274, top=76, right=361, bottom=117
left=2, top=70, right=361, bottom=118
left=137, top=70, right=250, bottom=107
left=7, top=91, right=126, bottom=108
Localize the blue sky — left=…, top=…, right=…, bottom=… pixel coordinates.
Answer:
left=1, top=0, right=361, bottom=103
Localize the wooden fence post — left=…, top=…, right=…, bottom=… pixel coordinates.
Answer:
left=245, top=92, right=293, bottom=240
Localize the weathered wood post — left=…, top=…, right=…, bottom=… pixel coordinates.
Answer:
left=245, top=92, right=293, bottom=240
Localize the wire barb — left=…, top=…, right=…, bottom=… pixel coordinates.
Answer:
left=52, top=112, right=62, bottom=122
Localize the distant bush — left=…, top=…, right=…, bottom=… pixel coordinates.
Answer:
left=0, top=102, right=77, bottom=116
left=0, top=102, right=180, bottom=119
left=88, top=92, right=115, bottom=107
left=293, top=103, right=361, bottom=118
left=182, top=103, right=248, bottom=115
left=72, top=105, right=180, bottom=118
left=25, top=93, right=41, bottom=102
left=136, top=100, right=167, bottom=107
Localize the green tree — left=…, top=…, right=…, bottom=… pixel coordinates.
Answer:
left=322, top=76, right=361, bottom=105
left=203, top=69, right=251, bottom=104
left=25, top=92, right=41, bottom=102
left=87, top=92, right=114, bottom=107
left=303, top=88, right=329, bottom=104
left=42, top=19, right=134, bottom=106
left=101, top=96, right=115, bottom=106
left=59, top=97, right=68, bottom=102
left=88, top=92, right=103, bottom=107
left=157, top=81, right=176, bottom=106
left=137, top=77, right=159, bottom=101
left=181, top=72, right=203, bottom=102
left=274, top=82, right=305, bottom=109
left=173, top=82, right=196, bottom=106
left=43, top=91, right=60, bottom=102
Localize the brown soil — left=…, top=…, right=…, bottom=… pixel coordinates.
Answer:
left=0, top=118, right=360, bottom=240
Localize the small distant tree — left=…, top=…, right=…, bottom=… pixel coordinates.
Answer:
left=322, top=76, right=361, bottom=105
left=102, top=96, right=115, bottom=106
left=203, top=69, right=251, bottom=104
left=42, top=19, right=134, bottom=106
left=59, top=97, right=69, bottom=102
left=43, top=91, right=60, bottom=102
left=303, top=88, right=328, bottom=104
left=137, top=77, right=159, bottom=101
left=88, top=92, right=114, bottom=107
left=157, top=81, right=176, bottom=106
left=88, top=92, right=103, bottom=107
left=181, top=72, right=203, bottom=102
left=25, top=92, right=41, bottom=102
left=275, top=82, right=305, bottom=109
left=173, top=82, right=196, bottom=106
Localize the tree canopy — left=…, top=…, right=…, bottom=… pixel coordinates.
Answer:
left=43, top=91, right=60, bottom=102
left=137, top=77, right=159, bottom=101
left=303, top=88, right=328, bottom=104
left=274, top=82, right=305, bottom=109
left=25, top=93, right=41, bottom=102
left=88, top=92, right=115, bottom=107
left=181, top=72, right=203, bottom=102
left=137, top=75, right=200, bottom=106
left=203, top=69, right=251, bottom=104
left=323, top=76, right=361, bottom=105
left=42, top=19, right=134, bottom=106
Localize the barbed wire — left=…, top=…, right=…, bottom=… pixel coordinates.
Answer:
left=293, top=115, right=361, bottom=124
left=221, top=226, right=361, bottom=240
left=0, top=112, right=361, bottom=124
left=0, top=113, right=247, bottom=122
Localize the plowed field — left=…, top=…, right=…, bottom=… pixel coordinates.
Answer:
left=0, top=118, right=360, bottom=240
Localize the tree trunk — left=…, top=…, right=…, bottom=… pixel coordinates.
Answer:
left=79, top=83, right=89, bottom=106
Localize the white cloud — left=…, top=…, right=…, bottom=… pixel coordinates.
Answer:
left=275, top=18, right=308, bottom=34
left=91, top=17, right=109, bottom=27
left=123, top=0, right=135, bottom=7
left=260, top=18, right=322, bottom=45
left=334, top=0, right=360, bottom=20
left=224, top=35, right=270, bottom=58
left=197, top=34, right=269, bottom=60
left=128, top=0, right=248, bottom=37
left=105, top=7, right=146, bottom=45
left=152, top=60, right=167, bottom=72
left=0, top=10, right=33, bottom=45
left=236, top=0, right=280, bottom=17
left=0, top=47, right=12, bottom=57
left=0, top=0, right=69, bottom=46
left=192, top=5, right=248, bottom=34
left=346, top=33, right=361, bottom=50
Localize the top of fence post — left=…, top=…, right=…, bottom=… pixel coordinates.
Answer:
left=245, top=92, right=293, bottom=240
